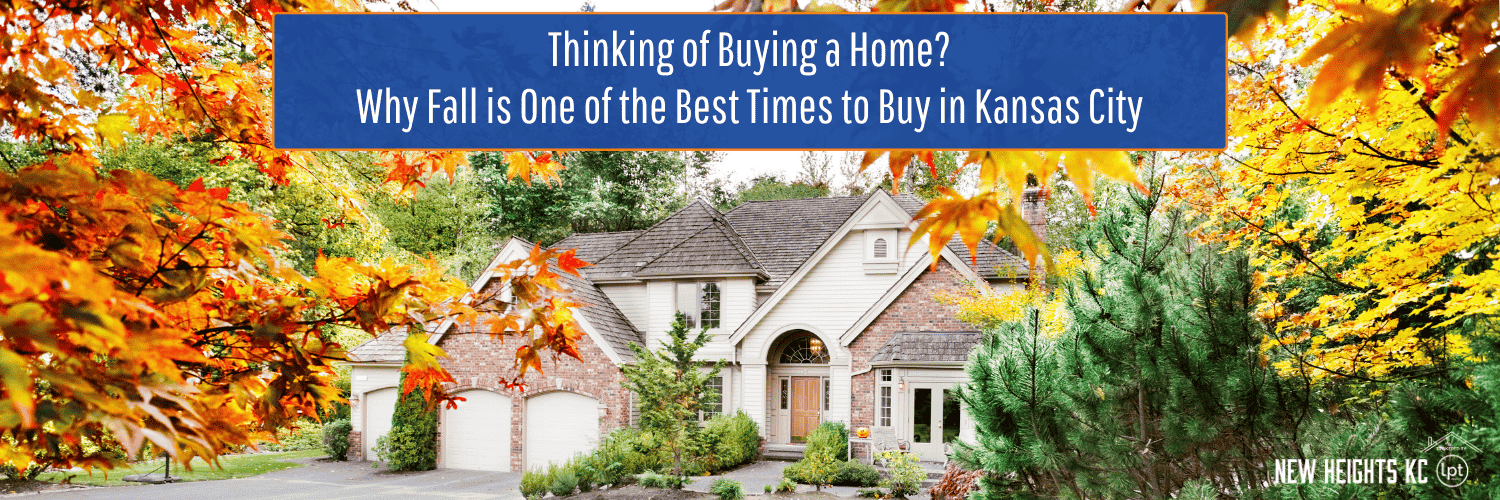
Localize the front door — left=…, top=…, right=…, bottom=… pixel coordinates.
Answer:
left=909, top=383, right=962, bottom=461
left=790, top=377, right=821, bottom=442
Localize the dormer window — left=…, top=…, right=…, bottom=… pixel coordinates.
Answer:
left=864, top=229, right=898, bottom=274
left=676, top=281, right=722, bottom=329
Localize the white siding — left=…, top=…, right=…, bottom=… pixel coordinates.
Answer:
left=599, top=283, right=648, bottom=331
left=645, top=281, right=676, bottom=350
left=742, top=228, right=913, bottom=363
left=348, top=364, right=401, bottom=447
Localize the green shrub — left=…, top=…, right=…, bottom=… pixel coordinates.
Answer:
left=837, top=460, right=880, bottom=487
left=520, top=468, right=549, bottom=499
left=571, top=455, right=597, bottom=492
left=709, top=478, right=745, bottom=500
left=322, top=419, right=352, bottom=460
left=378, top=380, right=438, bottom=471
left=259, top=419, right=325, bottom=452
left=877, top=451, right=924, bottom=497
left=596, top=428, right=669, bottom=478
left=764, top=484, right=774, bottom=493
left=805, top=421, right=848, bottom=461
left=550, top=466, right=580, bottom=497
left=856, top=488, right=886, bottom=498
left=775, top=478, right=797, bottom=493
left=637, top=471, right=667, bottom=488
left=786, top=456, right=878, bottom=488
left=701, top=411, right=760, bottom=471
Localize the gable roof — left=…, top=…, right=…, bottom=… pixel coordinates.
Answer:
left=724, top=196, right=869, bottom=288
left=348, top=235, right=646, bottom=366
left=587, top=200, right=764, bottom=281
left=636, top=217, right=764, bottom=277
left=869, top=331, right=982, bottom=366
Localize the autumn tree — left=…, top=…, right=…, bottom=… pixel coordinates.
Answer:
left=0, top=0, right=587, bottom=474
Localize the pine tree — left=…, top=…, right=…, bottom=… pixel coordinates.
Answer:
left=956, top=181, right=1306, bottom=498
left=622, top=312, right=725, bottom=478
left=376, top=351, right=439, bottom=471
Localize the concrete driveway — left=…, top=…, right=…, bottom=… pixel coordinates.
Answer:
left=35, top=458, right=522, bottom=500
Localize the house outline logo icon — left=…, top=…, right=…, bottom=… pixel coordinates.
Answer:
left=1421, top=432, right=1479, bottom=488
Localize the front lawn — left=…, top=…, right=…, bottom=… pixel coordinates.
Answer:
left=32, top=449, right=325, bottom=487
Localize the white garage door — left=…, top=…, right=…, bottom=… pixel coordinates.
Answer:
left=443, top=390, right=513, bottom=471
left=525, top=392, right=600, bottom=471
left=363, top=387, right=398, bottom=461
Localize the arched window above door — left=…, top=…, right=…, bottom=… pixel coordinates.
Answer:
left=778, top=333, right=830, bottom=364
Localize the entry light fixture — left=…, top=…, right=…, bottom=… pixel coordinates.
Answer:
left=809, top=337, right=824, bottom=356
left=898, top=377, right=905, bottom=391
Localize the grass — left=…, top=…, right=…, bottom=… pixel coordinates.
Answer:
left=32, top=449, right=325, bottom=487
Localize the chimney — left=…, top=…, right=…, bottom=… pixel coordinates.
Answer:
left=1021, top=186, right=1048, bottom=246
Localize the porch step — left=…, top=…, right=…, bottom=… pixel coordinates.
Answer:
left=763, top=444, right=806, bottom=461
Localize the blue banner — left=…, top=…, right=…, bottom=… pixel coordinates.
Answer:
left=273, top=13, right=1225, bottom=150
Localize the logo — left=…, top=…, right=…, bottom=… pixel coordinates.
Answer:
left=1422, top=433, right=1479, bottom=488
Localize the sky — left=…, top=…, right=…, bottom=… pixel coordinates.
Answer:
left=417, top=0, right=821, bottom=186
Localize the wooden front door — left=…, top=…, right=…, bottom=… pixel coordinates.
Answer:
left=790, top=377, right=821, bottom=442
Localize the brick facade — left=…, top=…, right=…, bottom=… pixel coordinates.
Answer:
left=435, top=324, right=631, bottom=471
left=846, top=261, right=974, bottom=460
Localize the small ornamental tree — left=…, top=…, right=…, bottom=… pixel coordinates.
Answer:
left=622, top=312, right=725, bottom=479
left=376, top=350, right=439, bottom=471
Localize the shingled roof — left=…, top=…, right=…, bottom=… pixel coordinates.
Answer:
left=347, top=329, right=405, bottom=363
left=723, top=196, right=869, bottom=288
left=891, top=194, right=1031, bottom=280
left=869, top=331, right=982, bottom=365
left=635, top=218, right=764, bottom=278
left=587, top=200, right=744, bottom=281
left=348, top=234, right=647, bottom=365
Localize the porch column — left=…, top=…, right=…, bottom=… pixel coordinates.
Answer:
left=742, top=363, right=768, bottom=436
left=831, top=363, right=852, bottom=426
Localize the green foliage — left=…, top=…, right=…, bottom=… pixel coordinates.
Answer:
left=321, top=419, right=352, bottom=460
left=549, top=466, right=580, bottom=497
left=805, top=421, right=848, bottom=462
left=775, top=478, right=797, bottom=493
left=258, top=419, right=326, bottom=452
left=378, top=366, right=438, bottom=471
left=856, top=488, right=886, bottom=498
left=591, top=428, right=667, bottom=484
left=520, top=468, right=549, bottom=499
left=733, top=174, right=830, bottom=205
left=636, top=470, right=688, bottom=489
left=368, top=168, right=499, bottom=283
left=710, top=478, right=745, bottom=500
left=699, top=411, right=761, bottom=471
left=472, top=151, right=717, bottom=246
left=764, top=484, right=774, bottom=493
left=878, top=451, right=924, bottom=498
left=622, top=312, right=726, bottom=476
left=954, top=183, right=1307, bottom=499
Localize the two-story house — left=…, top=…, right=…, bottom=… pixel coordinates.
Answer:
left=344, top=190, right=1042, bottom=472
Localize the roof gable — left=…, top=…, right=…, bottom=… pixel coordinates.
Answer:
left=635, top=218, right=765, bottom=277
left=588, top=199, right=746, bottom=281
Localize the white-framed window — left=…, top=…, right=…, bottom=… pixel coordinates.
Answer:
left=676, top=282, right=722, bottom=329
left=878, top=369, right=893, bottom=427
left=701, top=376, right=724, bottom=420
left=824, top=378, right=831, bottom=411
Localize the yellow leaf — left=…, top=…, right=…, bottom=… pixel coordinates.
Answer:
left=96, top=114, right=130, bottom=149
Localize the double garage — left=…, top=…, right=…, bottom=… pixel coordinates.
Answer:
left=357, top=384, right=601, bottom=472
